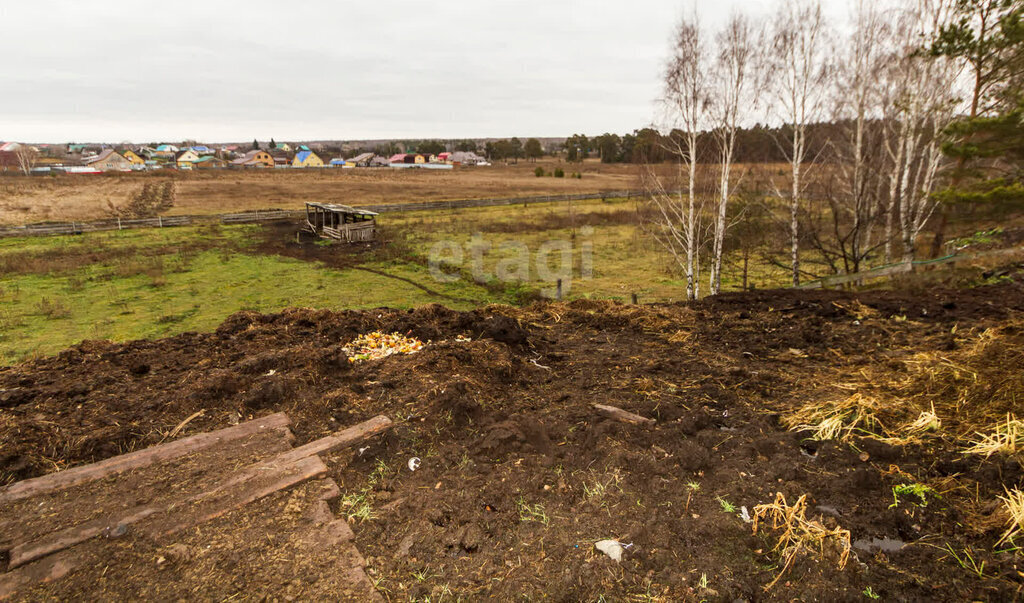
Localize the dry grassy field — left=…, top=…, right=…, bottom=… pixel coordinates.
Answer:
left=0, top=160, right=642, bottom=225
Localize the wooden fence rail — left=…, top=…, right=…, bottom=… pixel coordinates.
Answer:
left=0, top=189, right=665, bottom=239
left=796, top=246, right=1024, bottom=289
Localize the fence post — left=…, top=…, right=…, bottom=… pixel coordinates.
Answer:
left=117, top=217, right=122, bottom=231
left=631, top=293, right=638, bottom=305
left=556, top=279, right=563, bottom=301
left=158, top=216, right=163, bottom=228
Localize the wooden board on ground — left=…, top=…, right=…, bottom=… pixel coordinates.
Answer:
left=0, top=414, right=392, bottom=601
left=0, top=420, right=296, bottom=550
left=3, top=479, right=381, bottom=601
left=0, top=412, right=291, bottom=504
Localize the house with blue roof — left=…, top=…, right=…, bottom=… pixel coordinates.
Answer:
left=292, top=150, right=323, bottom=168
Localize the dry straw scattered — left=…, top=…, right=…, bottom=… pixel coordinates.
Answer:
left=997, top=487, right=1024, bottom=547
left=963, top=414, right=1024, bottom=457
left=900, top=322, right=1023, bottom=421
left=753, top=492, right=852, bottom=590
left=831, top=300, right=879, bottom=321
left=784, top=318, right=1024, bottom=449
left=783, top=392, right=883, bottom=442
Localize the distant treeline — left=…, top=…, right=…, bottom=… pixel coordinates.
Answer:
left=564, top=123, right=849, bottom=164
left=327, top=123, right=851, bottom=164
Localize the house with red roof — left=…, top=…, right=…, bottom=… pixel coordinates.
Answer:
left=0, top=142, right=21, bottom=170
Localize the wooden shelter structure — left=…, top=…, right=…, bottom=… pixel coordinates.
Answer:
left=303, top=203, right=377, bottom=242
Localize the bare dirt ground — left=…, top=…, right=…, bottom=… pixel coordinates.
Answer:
left=3, top=266, right=1024, bottom=599
left=0, top=161, right=641, bottom=225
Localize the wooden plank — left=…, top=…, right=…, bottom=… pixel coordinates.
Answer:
left=8, top=507, right=159, bottom=569
left=0, top=550, right=77, bottom=601
left=174, top=416, right=393, bottom=506
left=272, top=415, right=393, bottom=464
left=6, top=455, right=326, bottom=568
left=149, top=455, right=328, bottom=537
left=8, top=411, right=387, bottom=561
left=593, top=404, right=656, bottom=426
left=0, top=413, right=291, bottom=504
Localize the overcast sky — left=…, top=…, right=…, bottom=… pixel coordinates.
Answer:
left=0, top=0, right=850, bottom=143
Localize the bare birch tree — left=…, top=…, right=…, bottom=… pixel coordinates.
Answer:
left=14, top=144, right=39, bottom=176
left=882, top=0, right=964, bottom=263
left=824, top=0, right=891, bottom=273
left=645, top=10, right=710, bottom=300
left=708, top=13, right=756, bottom=295
left=765, top=0, right=831, bottom=286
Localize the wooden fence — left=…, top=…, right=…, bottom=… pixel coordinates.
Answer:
left=322, top=222, right=375, bottom=242
left=796, top=246, right=1024, bottom=289
left=0, top=189, right=660, bottom=240
left=0, top=215, right=196, bottom=237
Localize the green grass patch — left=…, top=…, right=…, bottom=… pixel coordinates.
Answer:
left=0, top=243, right=499, bottom=364
left=0, top=199, right=806, bottom=364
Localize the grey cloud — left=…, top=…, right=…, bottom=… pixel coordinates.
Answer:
left=0, top=0, right=850, bottom=142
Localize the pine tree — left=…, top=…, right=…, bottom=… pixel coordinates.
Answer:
left=932, top=0, right=1024, bottom=214
left=937, top=102, right=1024, bottom=209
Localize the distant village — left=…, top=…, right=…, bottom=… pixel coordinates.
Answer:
left=0, top=140, right=492, bottom=174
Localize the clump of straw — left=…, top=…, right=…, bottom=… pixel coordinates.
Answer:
left=753, top=492, right=851, bottom=590
left=997, top=488, right=1024, bottom=547
left=905, top=404, right=942, bottom=434
left=783, top=393, right=883, bottom=442
left=963, top=414, right=1024, bottom=457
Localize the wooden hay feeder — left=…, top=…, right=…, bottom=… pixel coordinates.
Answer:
left=303, top=203, right=378, bottom=242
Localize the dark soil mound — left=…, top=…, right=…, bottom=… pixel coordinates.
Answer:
left=3, top=280, right=1024, bottom=600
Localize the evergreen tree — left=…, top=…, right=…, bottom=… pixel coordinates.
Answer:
left=524, top=138, right=544, bottom=161
left=564, top=134, right=589, bottom=161
left=508, top=137, right=523, bottom=163
left=932, top=0, right=1024, bottom=214
left=938, top=102, right=1024, bottom=210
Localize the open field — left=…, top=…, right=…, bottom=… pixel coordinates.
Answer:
left=0, top=160, right=643, bottom=225
left=0, top=197, right=804, bottom=364
left=3, top=278, right=1024, bottom=598
left=0, top=225, right=499, bottom=364
left=4, top=194, right=1020, bottom=365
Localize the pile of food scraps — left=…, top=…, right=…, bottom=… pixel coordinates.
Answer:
left=342, top=331, right=425, bottom=363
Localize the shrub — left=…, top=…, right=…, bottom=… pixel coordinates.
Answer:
left=35, top=297, right=71, bottom=319
left=534, top=166, right=544, bottom=177
left=554, top=168, right=565, bottom=178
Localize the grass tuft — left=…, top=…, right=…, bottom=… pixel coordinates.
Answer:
left=515, top=496, right=550, bottom=525
left=716, top=496, right=737, bottom=514
left=34, top=297, right=72, bottom=319
left=340, top=491, right=375, bottom=523
left=905, top=405, right=942, bottom=434
left=890, top=483, right=935, bottom=508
